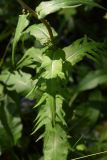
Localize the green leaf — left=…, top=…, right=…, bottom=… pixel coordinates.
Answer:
left=63, top=37, right=99, bottom=66
left=24, top=23, right=57, bottom=45
left=77, top=70, right=107, bottom=92
left=12, top=14, right=29, bottom=66
left=0, top=95, right=22, bottom=152
left=0, top=70, right=34, bottom=95
left=17, top=47, right=43, bottom=68
left=33, top=94, right=52, bottom=133
left=44, top=124, right=69, bottom=160
left=36, top=0, right=104, bottom=19
left=41, top=49, right=65, bottom=79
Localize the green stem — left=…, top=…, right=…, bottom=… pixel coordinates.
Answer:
left=0, top=38, right=11, bottom=67
left=72, top=150, right=107, bottom=160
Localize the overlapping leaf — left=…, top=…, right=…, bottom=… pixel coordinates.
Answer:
left=17, top=47, right=43, bottom=68
left=40, top=49, right=65, bottom=79
left=36, top=0, right=104, bottom=19
left=24, top=23, right=57, bottom=45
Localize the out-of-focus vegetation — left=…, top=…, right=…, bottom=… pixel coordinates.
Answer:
left=0, top=0, right=107, bottom=160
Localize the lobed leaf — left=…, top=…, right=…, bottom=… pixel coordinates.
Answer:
left=0, top=70, right=34, bottom=95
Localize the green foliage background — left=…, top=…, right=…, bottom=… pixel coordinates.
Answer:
left=0, top=0, right=107, bottom=160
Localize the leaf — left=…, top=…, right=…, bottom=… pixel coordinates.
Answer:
left=43, top=124, right=69, bottom=160
left=17, top=47, right=43, bottom=68
left=0, top=95, right=22, bottom=152
left=12, top=14, right=29, bottom=66
left=0, top=70, right=34, bottom=95
left=69, top=69, right=107, bottom=105
left=33, top=95, right=52, bottom=133
left=34, top=93, right=47, bottom=108
left=36, top=0, right=104, bottom=19
left=56, top=95, right=66, bottom=125
left=77, top=70, right=107, bottom=92
left=24, top=23, right=57, bottom=45
left=63, top=37, right=99, bottom=66
left=41, top=49, right=65, bottom=79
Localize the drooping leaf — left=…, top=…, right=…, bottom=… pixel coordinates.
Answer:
left=36, top=0, right=104, bottom=19
left=12, top=14, right=29, bottom=65
left=0, top=70, right=34, bottom=95
left=43, top=124, right=69, bottom=160
left=24, top=23, right=57, bottom=45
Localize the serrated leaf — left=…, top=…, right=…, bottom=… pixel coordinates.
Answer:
left=56, top=95, right=66, bottom=125
left=33, top=102, right=52, bottom=133
left=24, top=23, right=57, bottom=45
left=0, top=70, right=34, bottom=95
left=63, top=37, right=101, bottom=66
left=44, top=124, right=69, bottom=160
left=34, top=93, right=47, bottom=108
left=12, top=14, right=29, bottom=65
left=77, top=70, right=107, bottom=92
left=36, top=0, right=104, bottom=19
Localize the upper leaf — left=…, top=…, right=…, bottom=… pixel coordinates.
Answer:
left=36, top=0, right=104, bottom=19
left=24, top=23, right=57, bottom=45
left=12, top=14, right=29, bottom=65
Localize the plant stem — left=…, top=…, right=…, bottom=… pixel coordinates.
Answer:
left=72, top=150, right=107, bottom=160
left=0, top=38, right=11, bottom=67
left=17, top=0, right=54, bottom=44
